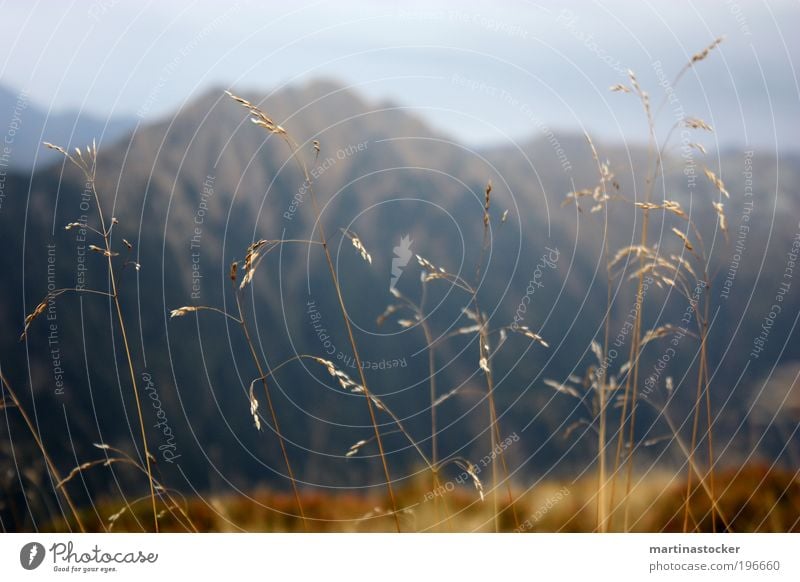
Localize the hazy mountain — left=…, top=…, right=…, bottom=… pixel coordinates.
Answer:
left=0, top=84, right=136, bottom=170
left=1, top=79, right=798, bottom=501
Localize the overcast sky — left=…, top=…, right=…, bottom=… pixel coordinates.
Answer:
left=2, top=0, right=798, bottom=151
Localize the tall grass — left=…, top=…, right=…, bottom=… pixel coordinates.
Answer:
left=560, top=38, right=729, bottom=532
left=0, top=367, right=85, bottom=531
left=172, top=93, right=407, bottom=530
left=19, top=141, right=160, bottom=531
left=6, top=38, right=767, bottom=534
left=169, top=94, right=545, bottom=532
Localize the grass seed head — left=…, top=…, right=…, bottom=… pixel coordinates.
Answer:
left=685, top=117, right=714, bottom=132
left=169, top=306, right=200, bottom=318
left=20, top=299, right=49, bottom=340
left=249, top=386, right=261, bottom=431
left=671, top=227, right=693, bottom=251
left=704, top=168, right=730, bottom=198
left=341, top=229, right=372, bottom=264
left=691, top=37, right=724, bottom=64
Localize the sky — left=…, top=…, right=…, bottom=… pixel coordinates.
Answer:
left=1, top=0, right=799, bottom=151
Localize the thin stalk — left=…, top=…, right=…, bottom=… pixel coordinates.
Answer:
left=586, top=134, right=612, bottom=533
left=659, top=398, right=730, bottom=531
left=86, top=169, right=159, bottom=533
left=0, top=367, right=86, bottom=532
left=610, top=73, right=657, bottom=532
left=391, top=285, right=454, bottom=530
left=223, top=95, right=400, bottom=529
left=234, top=291, right=307, bottom=531
left=419, top=284, right=438, bottom=469
left=596, top=376, right=608, bottom=532
left=622, top=98, right=662, bottom=534
left=491, top=388, right=520, bottom=530
left=683, top=291, right=718, bottom=532
left=58, top=447, right=198, bottom=532
left=36, top=143, right=159, bottom=531
left=606, top=43, right=723, bottom=531
left=483, top=338, right=500, bottom=532
left=477, top=317, right=519, bottom=531
left=702, top=312, right=718, bottom=532
left=597, top=226, right=612, bottom=534
left=622, top=304, right=646, bottom=531
left=315, top=231, right=400, bottom=531
left=609, top=241, right=649, bottom=530
left=107, top=258, right=159, bottom=532
left=418, top=286, right=442, bottom=528
left=683, top=320, right=704, bottom=532
left=695, top=294, right=718, bottom=531
left=430, top=272, right=519, bottom=531
left=286, top=138, right=400, bottom=531
left=474, top=182, right=519, bottom=531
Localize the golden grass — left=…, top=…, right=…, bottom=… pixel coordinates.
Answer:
left=39, top=465, right=797, bottom=533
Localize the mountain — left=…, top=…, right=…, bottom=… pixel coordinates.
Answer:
left=1, top=79, right=798, bottom=504
left=0, top=84, right=136, bottom=170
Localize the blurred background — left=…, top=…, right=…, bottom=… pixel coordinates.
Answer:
left=1, top=0, right=798, bottom=532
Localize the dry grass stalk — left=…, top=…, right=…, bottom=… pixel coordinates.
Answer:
left=225, top=273, right=308, bottom=529
left=483, top=180, right=492, bottom=227
left=671, top=227, right=694, bottom=251
left=713, top=202, right=728, bottom=241
left=704, top=168, right=730, bottom=198
left=248, top=387, right=261, bottom=431
left=28, top=141, right=161, bottom=531
left=170, top=306, right=200, bottom=318
left=341, top=229, right=372, bottom=264
left=58, top=442, right=198, bottom=532
left=685, top=117, right=714, bottom=132
left=454, top=459, right=484, bottom=502
left=0, top=368, right=86, bottom=531
left=691, top=37, right=724, bottom=64
left=509, top=325, right=550, bottom=348
left=225, top=91, right=400, bottom=529
left=601, top=42, right=727, bottom=531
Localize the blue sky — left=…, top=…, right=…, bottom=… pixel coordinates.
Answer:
left=2, top=0, right=798, bottom=150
